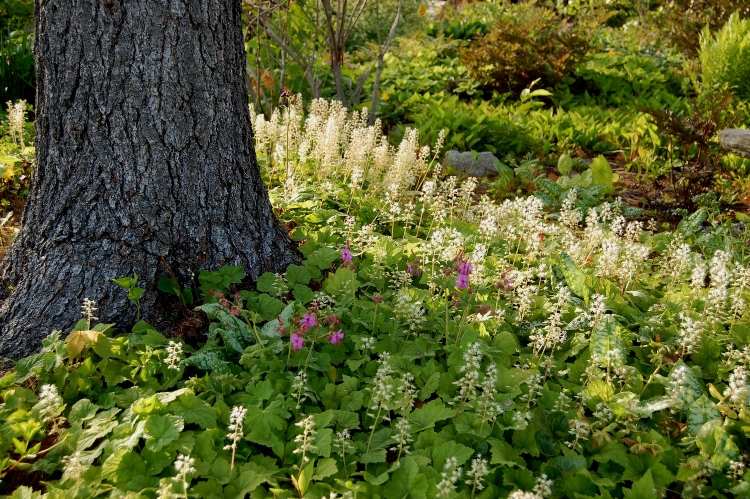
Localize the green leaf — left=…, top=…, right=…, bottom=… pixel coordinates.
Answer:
left=256, top=294, right=284, bottom=321
left=557, top=153, right=574, bottom=176
left=144, top=414, right=184, bottom=451
left=409, top=400, right=455, bottom=431
left=432, top=440, right=474, bottom=469
left=307, top=247, right=339, bottom=270
left=256, top=272, right=277, bottom=294
left=224, top=461, right=278, bottom=498
left=313, top=457, right=338, bottom=480
left=170, top=394, right=217, bottom=429
left=489, top=438, right=524, bottom=467
left=260, top=303, right=295, bottom=338
left=323, top=267, right=359, bottom=305
left=199, top=265, right=246, bottom=296
left=68, top=399, right=99, bottom=424
left=244, top=401, right=289, bottom=457
left=590, top=155, right=615, bottom=194
left=286, top=264, right=311, bottom=286
left=113, top=276, right=138, bottom=289
left=624, top=469, right=657, bottom=499
left=560, top=254, right=590, bottom=301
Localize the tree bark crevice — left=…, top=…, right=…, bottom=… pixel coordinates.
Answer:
left=0, top=0, right=297, bottom=358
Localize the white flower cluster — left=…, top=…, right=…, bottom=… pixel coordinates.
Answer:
left=175, top=454, right=196, bottom=478
left=164, top=341, right=183, bottom=370
left=252, top=97, right=433, bottom=202
left=465, top=455, right=489, bottom=492
left=291, top=370, right=313, bottom=409
left=6, top=100, right=27, bottom=148
left=725, top=366, right=749, bottom=406
left=454, top=342, right=483, bottom=403
left=530, top=287, right=571, bottom=355
left=708, top=250, right=733, bottom=312
left=507, top=474, right=553, bottom=498
left=677, top=313, right=703, bottom=356
left=224, top=405, right=247, bottom=469
left=436, top=457, right=462, bottom=498
left=393, top=290, right=426, bottom=332
left=81, top=298, right=98, bottom=323
left=390, top=417, right=413, bottom=457
left=35, top=384, right=63, bottom=421
left=369, top=353, right=414, bottom=419
left=293, top=415, right=317, bottom=465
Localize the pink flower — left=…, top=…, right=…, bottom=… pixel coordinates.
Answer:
left=456, top=272, right=470, bottom=290
left=457, top=261, right=473, bottom=276
left=341, top=246, right=353, bottom=264
left=299, top=312, right=317, bottom=332
left=328, top=330, right=345, bottom=345
left=291, top=333, right=304, bottom=351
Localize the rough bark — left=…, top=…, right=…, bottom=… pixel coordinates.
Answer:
left=0, top=0, right=297, bottom=358
left=719, top=128, right=750, bottom=158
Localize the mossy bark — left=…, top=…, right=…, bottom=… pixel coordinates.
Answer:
left=0, top=0, right=297, bottom=358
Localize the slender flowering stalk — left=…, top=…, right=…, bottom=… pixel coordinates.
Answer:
left=81, top=298, right=98, bottom=325
left=35, top=384, right=63, bottom=422
left=291, top=370, right=312, bottom=409
left=293, top=415, right=317, bottom=466
left=466, top=455, right=489, bottom=497
left=165, top=341, right=183, bottom=370
left=454, top=343, right=482, bottom=404
left=335, top=429, right=353, bottom=475
left=390, top=417, right=413, bottom=461
left=6, top=100, right=27, bottom=148
left=224, top=406, right=247, bottom=470
left=174, top=454, right=195, bottom=499
left=436, top=457, right=462, bottom=498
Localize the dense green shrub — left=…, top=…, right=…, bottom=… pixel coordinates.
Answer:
left=657, top=0, right=750, bottom=56
left=404, top=94, right=539, bottom=156
left=0, top=100, right=34, bottom=212
left=372, top=37, right=481, bottom=125
left=0, top=0, right=35, bottom=103
left=460, top=3, right=594, bottom=94
left=573, top=46, right=687, bottom=108
left=699, top=13, right=750, bottom=102
left=425, top=18, right=488, bottom=40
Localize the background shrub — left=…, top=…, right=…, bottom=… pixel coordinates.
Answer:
left=657, top=0, right=750, bottom=56
left=699, top=13, right=750, bottom=102
left=460, top=3, right=593, bottom=94
left=402, top=94, right=539, bottom=156
left=0, top=0, right=35, bottom=104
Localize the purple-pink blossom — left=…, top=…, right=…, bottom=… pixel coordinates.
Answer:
left=456, top=260, right=472, bottom=290
left=291, top=333, right=304, bottom=351
left=299, top=312, right=317, bottom=332
left=456, top=272, right=470, bottom=289
left=457, top=261, right=473, bottom=276
left=341, top=246, right=353, bottom=264
left=328, top=330, right=345, bottom=345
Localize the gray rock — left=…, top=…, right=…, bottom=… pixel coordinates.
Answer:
left=443, top=150, right=500, bottom=177
left=719, top=128, right=750, bottom=158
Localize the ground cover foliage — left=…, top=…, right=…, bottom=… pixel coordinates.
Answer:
left=3, top=1, right=750, bottom=497
left=2, top=100, right=750, bottom=498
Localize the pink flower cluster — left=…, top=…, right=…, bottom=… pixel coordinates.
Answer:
left=288, top=311, right=345, bottom=351
left=456, top=260, right=472, bottom=290
left=341, top=245, right=353, bottom=265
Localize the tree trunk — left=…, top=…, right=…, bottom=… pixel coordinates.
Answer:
left=0, top=0, right=297, bottom=358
